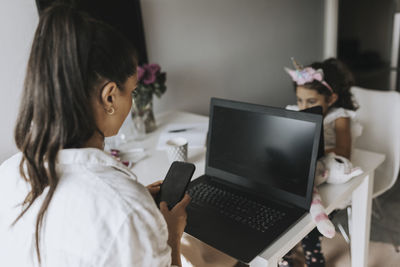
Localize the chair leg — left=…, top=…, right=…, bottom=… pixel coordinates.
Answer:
left=385, top=228, right=400, bottom=253
left=392, top=240, right=400, bottom=253
left=347, top=206, right=352, bottom=241
left=372, top=198, right=384, bottom=220
left=338, top=223, right=350, bottom=243
left=336, top=206, right=352, bottom=245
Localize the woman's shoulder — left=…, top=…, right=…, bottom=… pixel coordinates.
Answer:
left=0, top=152, right=25, bottom=187
left=42, top=149, right=168, bottom=266
left=0, top=152, right=26, bottom=202
left=0, top=152, right=23, bottom=169
left=324, top=107, right=356, bottom=124
left=56, top=148, right=154, bottom=212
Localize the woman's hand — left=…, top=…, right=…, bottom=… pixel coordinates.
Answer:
left=146, top=180, right=163, bottom=199
left=160, top=194, right=191, bottom=267
left=160, top=194, right=191, bottom=246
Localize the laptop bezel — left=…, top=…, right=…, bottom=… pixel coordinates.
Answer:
left=205, top=98, right=322, bottom=211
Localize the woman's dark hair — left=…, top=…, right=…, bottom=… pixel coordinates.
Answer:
left=296, top=58, right=358, bottom=111
left=13, top=4, right=137, bottom=263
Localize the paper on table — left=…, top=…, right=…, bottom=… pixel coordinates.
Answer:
left=157, top=123, right=208, bottom=149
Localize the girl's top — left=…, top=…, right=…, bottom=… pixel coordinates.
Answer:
left=0, top=148, right=173, bottom=267
left=324, top=107, right=363, bottom=151
left=286, top=105, right=363, bottom=151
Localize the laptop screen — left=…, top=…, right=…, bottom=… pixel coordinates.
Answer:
left=206, top=99, right=321, bottom=207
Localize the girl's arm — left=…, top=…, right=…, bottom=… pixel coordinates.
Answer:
left=325, top=117, right=352, bottom=159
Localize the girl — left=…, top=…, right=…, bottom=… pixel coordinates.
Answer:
left=280, top=58, right=360, bottom=267
left=288, top=58, right=359, bottom=159
left=0, top=4, right=189, bottom=267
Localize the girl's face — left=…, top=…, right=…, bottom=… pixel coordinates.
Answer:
left=296, top=86, right=337, bottom=114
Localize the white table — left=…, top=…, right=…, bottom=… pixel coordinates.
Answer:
left=118, top=111, right=208, bottom=182
left=122, top=111, right=385, bottom=267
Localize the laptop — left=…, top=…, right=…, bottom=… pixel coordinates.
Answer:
left=185, top=98, right=323, bottom=263
left=301, top=105, right=324, bottom=159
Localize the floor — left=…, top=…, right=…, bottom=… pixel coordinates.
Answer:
left=289, top=234, right=400, bottom=267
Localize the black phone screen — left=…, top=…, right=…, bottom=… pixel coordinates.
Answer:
left=159, top=161, right=195, bottom=209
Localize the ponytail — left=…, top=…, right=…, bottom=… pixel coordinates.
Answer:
left=14, top=4, right=137, bottom=263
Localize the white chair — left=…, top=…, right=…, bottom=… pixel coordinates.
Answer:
left=337, top=87, right=400, bottom=245
left=351, top=86, right=400, bottom=198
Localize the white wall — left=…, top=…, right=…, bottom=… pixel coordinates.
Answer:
left=0, top=1, right=38, bottom=163
left=141, top=0, right=325, bottom=115
left=0, top=1, right=325, bottom=162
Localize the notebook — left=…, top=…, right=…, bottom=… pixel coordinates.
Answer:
left=185, top=98, right=323, bottom=263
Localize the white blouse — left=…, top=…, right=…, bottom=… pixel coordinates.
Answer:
left=0, top=148, right=172, bottom=267
left=323, top=107, right=363, bottom=150
left=286, top=105, right=363, bottom=151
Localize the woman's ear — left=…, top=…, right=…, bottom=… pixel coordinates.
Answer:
left=328, top=93, right=338, bottom=107
left=100, top=82, right=118, bottom=111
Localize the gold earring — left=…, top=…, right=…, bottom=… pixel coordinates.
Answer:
left=106, top=107, right=115, bottom=115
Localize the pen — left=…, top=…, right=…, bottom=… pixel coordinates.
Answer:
left=168, top=128, right=193, bottom=133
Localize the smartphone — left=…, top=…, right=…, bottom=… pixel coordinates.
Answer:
left=157, top=161, right=196, bottom=210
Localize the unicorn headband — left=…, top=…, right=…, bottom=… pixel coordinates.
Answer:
left=284, top=57, right=333, bottom=93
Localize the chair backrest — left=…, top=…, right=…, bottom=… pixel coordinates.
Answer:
left=351, top=86, right=400, bottom=197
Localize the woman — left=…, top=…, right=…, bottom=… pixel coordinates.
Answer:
left=0, top=4, right=189, bottom=267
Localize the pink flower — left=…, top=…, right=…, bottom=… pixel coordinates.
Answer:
left=142, top=63, right=161, bottom=85
left=137, top=66, right=145, bottom=82
left=137, top=63, right=163, bottom=85
left=142, top=71, right=156, bottom=85
left=146, top=63, right=161, bottom=75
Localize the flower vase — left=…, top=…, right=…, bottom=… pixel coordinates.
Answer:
left=130, top=99, right=146, bottom=140
left=142, top=100, right=156, bottom=133
left=131, top=96, right=157, bottom=135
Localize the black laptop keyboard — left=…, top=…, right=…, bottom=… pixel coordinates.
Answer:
left=187, top=183, right=286, bottom=233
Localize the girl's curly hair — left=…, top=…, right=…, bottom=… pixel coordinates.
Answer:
left=297, top=58, right=358, bottom=111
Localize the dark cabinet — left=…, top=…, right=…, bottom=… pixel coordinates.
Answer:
left=338, top=0, right=400, bottom=91
left=35, top=0, right=148, bottom=64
